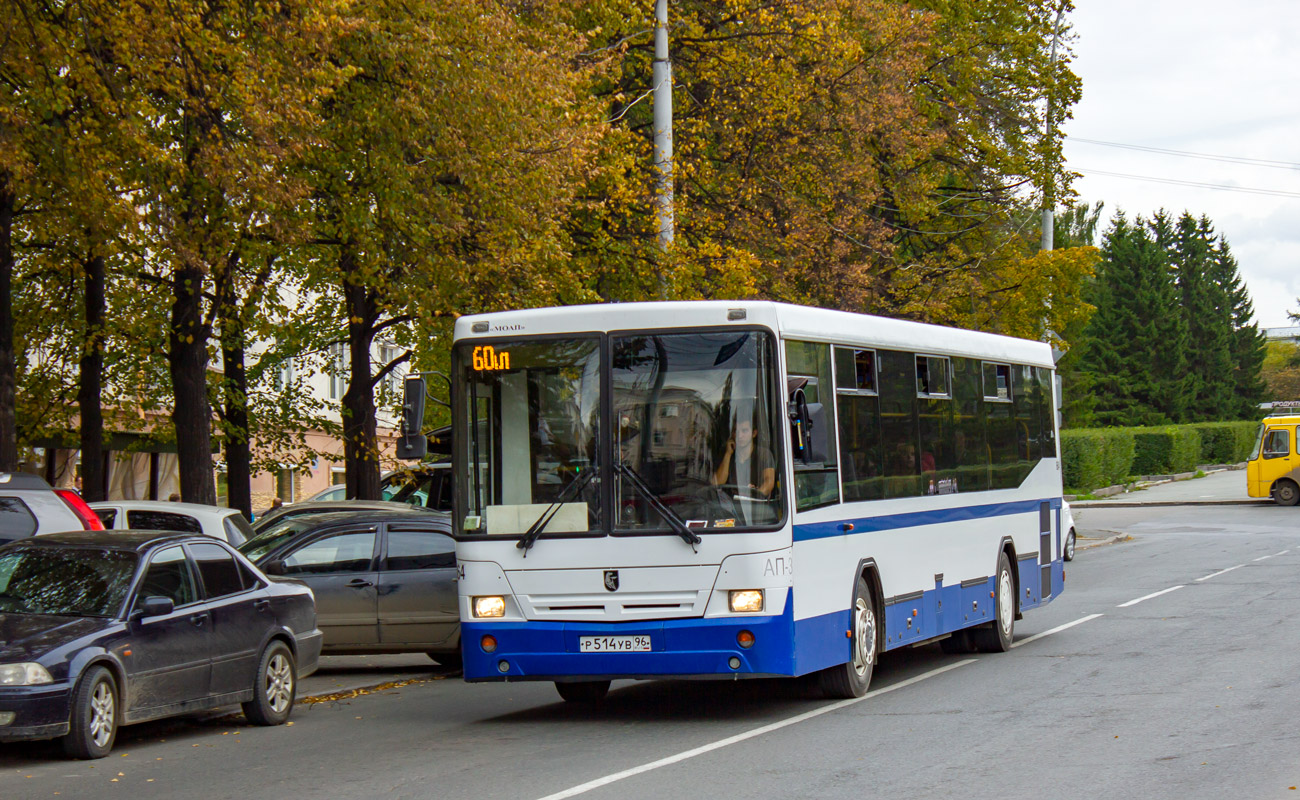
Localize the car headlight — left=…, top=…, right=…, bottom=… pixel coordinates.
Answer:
left=728, top=589, right=765, bottom=613
left=0, top=663, right=54, bottom=686
left=472, top=596, right=506, bottom=618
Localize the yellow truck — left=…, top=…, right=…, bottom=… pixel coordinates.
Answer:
left=1247, top=403, right=1300, bottom=505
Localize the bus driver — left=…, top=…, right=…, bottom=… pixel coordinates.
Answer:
left=712, top=416, right=776, bottom=499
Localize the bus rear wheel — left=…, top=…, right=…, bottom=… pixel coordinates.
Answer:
left=555, top=680, right=610, bottom=704
left=818, top=576, right=876, bottom=699
left=970, top=552, right=1015, bottom=652
left=1273, top=480, right=1300, bottom=506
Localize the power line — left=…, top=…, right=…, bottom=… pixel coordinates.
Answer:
left=1076, top=167, right=1300, bottom=199
left=1069, top=137, right=1300, bottom=170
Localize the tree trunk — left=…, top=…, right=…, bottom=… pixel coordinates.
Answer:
left=0, top=176, right=18, bottom=472
left=78, top=254, right=106, bottom=500
left=219, top=275, right=253, bottom=519
left=169, top=264, right=216, bottom=504
left=341, top=246, right=381, bottom=500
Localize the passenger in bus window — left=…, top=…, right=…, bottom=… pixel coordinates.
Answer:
left=713, top=417, right=776, bottom=498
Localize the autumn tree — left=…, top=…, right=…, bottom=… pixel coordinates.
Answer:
left=106, top=0, right=348, bottom=503
left=298, top=0, right=607, bottom=499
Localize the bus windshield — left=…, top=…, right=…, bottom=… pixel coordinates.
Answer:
left=612, top=331, right=783, bottom=531
left=458, top=337, right=603, bottom=536
left=455, top=330, right=783, bottom=537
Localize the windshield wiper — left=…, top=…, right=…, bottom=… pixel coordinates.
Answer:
left=614, top=462, right=702, bottom=552
left=516, top=468, right=595, bottom=557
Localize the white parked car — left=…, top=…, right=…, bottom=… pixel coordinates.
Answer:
left=1062, top=500, right=1077, bottom=562
left=89, top=500, right=256, bottom=546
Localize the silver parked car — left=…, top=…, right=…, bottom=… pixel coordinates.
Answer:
left=90, top=501, right=256, bottom=546
left=237, top=508, right=460, bottom=666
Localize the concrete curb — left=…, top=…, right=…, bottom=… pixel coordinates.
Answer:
left=1074, top=533, right=1129, bottom=551
left=1070, top=499, right=1270, bottom=509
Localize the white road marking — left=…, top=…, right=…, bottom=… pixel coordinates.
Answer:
left=1276, top=549, right=1291, bottom=556
left=1010, top=613, right=1104, bottom=648
left=1253, top=555, right=1273, bottom=562
left=1118, top=585, right=1185, bottom=607
left=1195, top=565, right=1243, bottom=582
left=533, top=660, right=976, bottom=800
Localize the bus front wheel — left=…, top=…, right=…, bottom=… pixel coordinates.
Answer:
left=555, top=680, right=610, bottom=704
left=818, top=575, right=877, bottom=699
left=1272, top=480, right=1300, bottom=506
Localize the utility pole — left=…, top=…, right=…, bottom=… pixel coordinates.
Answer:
left=653, top=0, right=674, bottom=267
left=1040, top=4, right=1066, bottom=252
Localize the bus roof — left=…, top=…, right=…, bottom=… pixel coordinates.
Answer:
left=453, top=301, right=1055, bottom=368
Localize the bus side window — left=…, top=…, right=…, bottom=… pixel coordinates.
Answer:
left=785, top=340, right=839, bottom=511
left=1263, top=429, right=1290, bottom=458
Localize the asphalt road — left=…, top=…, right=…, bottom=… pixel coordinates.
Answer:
left=4, top=490, right=1298, bottom=799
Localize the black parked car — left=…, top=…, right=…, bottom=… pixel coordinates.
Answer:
left=0, top=531, right=321, bottom=758
left=252, top=499, right=441, bottom=534
left=238, top=508, right=459, bottom=666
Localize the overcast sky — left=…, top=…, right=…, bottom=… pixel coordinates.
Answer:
left=1062, top=0, right=1299, bottom=329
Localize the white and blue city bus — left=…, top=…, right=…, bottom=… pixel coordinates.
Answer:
left=448, top=301, right=1064, bottom=701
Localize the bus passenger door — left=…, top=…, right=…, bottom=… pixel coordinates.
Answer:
left=1039, top=501, right=1053, bottom=599
left=1260, top=427, right=1294, bottom=495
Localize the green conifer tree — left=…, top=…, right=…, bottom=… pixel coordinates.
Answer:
left=1080, top=213, right=1190, bottom=425
left=1208, top=234, right=1267, bottom=417
left=1172, top=213, right=1234, bottom=420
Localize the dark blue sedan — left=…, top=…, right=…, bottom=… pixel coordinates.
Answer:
left=0, top=531, right=321, bottom=758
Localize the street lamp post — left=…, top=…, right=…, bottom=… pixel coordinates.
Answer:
left=653, top=0, right=674, bottom=260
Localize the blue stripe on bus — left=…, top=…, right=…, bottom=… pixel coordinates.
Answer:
left=461, top=555, right=1063, bottom=682
left=462, top=594, right=800, bottom=682
left=792, top=497, right=1061, bottom=542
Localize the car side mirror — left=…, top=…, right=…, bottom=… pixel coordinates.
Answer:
left=262, top=559, right=287, bottom=576
left=138, top=596, right=174, bottom=618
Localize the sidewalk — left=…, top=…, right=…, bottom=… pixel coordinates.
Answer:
left=298, top=653, right=462, bottom=704
left=1069, top=465, right=1269, bottom=509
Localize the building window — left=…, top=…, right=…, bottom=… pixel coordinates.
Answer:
left=378, top=343, right=402, bottom=397
left=329, top=344, right=348, bottom=401
left=273, top=357, right=294, bottom=391
left=277, top=469, right=295, bottom=502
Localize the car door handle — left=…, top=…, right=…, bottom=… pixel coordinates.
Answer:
left=254, top=599, right=271, bottom=612
left=346, top=579, right=374, bottom=589
left=189, top=613, right=208, bottom=627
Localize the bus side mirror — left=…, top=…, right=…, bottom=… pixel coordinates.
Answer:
left=396, top=376, right=428, bottom=460
left=789, top=388, right=812, bottom=461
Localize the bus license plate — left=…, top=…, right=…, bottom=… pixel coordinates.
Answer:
left=579, top=635, right=652, bottom=653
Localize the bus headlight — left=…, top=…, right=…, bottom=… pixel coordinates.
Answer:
left=728, top=590, right=764, bottom=613
left=472, top=596, right=506, bottom=618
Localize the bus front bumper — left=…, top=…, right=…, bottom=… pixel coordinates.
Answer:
left=462, top=602, right=798, bottom=682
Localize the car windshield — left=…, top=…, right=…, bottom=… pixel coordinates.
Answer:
left=0, top=547, right=137, bottom=617
left=238, top=518, right=315, bottom=562
left=457, top=337, right=602, bottom=536
left=611, top=331, right=783, bottom=531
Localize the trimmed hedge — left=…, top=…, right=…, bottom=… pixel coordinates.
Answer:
left=1186, top=421, right=1259, bottom=464
left=1062, top=428, right=1135, bottom=492
left=1063, top=420, right=1260, bottom=492
left=1131, top=426, right=1201, bottom=475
